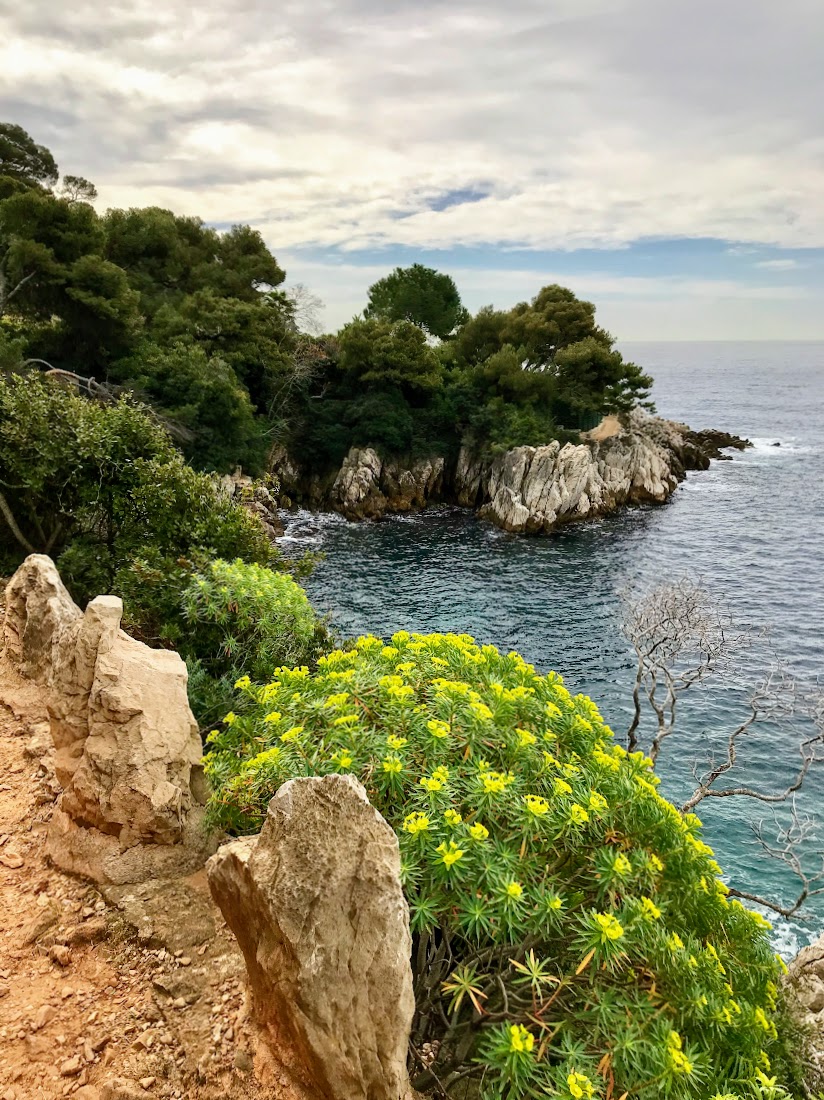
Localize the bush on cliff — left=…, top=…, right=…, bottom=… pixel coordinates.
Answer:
left=204, top=631, right=791, bottom=1100
left=179, top=558, right=330, bottom=727
left=0, top=372, right=271, bottom=636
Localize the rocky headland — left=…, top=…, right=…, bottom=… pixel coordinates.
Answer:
left=273, top=411, right=750, bottom=533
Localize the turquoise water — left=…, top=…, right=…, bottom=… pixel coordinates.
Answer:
left=284, top=341, right=824, bottom=955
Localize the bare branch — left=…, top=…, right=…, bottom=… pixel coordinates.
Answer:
left=726, top=812, right=824, bottom=918
left=0, top=489, right=37, bottom=553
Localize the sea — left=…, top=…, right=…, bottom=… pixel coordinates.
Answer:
left=281, top=341, right=824, bottom=956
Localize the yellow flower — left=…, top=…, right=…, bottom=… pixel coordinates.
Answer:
left=387, top=684, right=414, bottom=700
left=593, top=912, right=624, bottom=942
left=426, top=719, right=450, bottom=739
left=386, top=734, right=408, bottom=750
left=468, top=822, right=489, bottom=841
left=382, top=646, right=398, bottom=658
left=323, top=691, right=350, bottom=707
left=435, top=841, right=465, bottom=869
left=395, top=661, right=416, bottom=673
left=553, top=778, right=573, bottom=796
left=469, top=701, right=494, bottom=722
left=649, top=853, right=664, bottom=874
left=420, top=776, right=445, bottom=792
left=504, top=881, right=523, bottom=900
left=402, top=811, right=430, bottom=835
left=545, top=702, right=562, bottom=719
left=481, top=770, right=514, bottom=795
left=333, top=713, right=360, bottom=726
left=233, top=675, right=251, bottom=690
left=666, top=1031, right=693, bottom=1075
left=524, top=794, right=550, bottom=816
left=613, top=854, right=632, bottom=877
left=331, top=751, right=353, bottom=770
left=508, top=1024, right=534, bottom=1054
left=280, top=725, right=304, bottom=742
left=588, top=791, right=608, bottom=814
left=382, top=756, right=403, bottom=774
left=567, top=1072, right=594, bottom=1099
left=223, top=711, right=237, bottom=725
left=667, top=932, right=685, bottom=952
left=444, top=808, right=463, bottom=826
left=516, top=728, right=537, bottom=747
left=640, top=896, right=661, bottom=921
left=568, top=803, right=589, bottom=825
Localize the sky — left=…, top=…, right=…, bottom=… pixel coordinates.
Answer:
left=2, top=0, right=824, bottom=339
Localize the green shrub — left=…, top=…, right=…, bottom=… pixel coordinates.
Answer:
left=180, top=558, right=329, bottom=727
left=0, top=373, right=271, bottom=637
left=205, top=631, right=790, bottom=1099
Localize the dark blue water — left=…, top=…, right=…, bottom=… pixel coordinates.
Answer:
left=284, top=342, right=824, bottom=955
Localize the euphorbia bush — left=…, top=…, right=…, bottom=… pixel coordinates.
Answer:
left=204, top=631, right=791, bottom=1100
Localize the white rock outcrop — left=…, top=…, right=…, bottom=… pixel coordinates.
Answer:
left=471, top=411, right=686, bottom=533
left=272, top=411, right=743, bottom=532
left=328, top=447, right=444, bottom=519
left=206, top=774, right=415, bottom=1100
left=2, top=555, right=213, bottom=883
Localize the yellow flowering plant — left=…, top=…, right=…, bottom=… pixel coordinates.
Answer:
left=205, top=630, right=789, bottom=1100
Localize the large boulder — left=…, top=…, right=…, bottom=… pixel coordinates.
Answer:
left=207, top=774, right=414, bottom=1100
left=2, top=555, right=214, bottom=883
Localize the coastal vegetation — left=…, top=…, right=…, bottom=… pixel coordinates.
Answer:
left=0, top=120, right=818, bottom=1097
left=1, top=121, right=653, bottom=485
left=205, top=631, right=801, bottom=1099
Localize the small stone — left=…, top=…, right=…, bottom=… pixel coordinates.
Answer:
left=32, top=1003, right=57, bottom=1030
left=91, top=1033, right=111, bottom=1053
left=51, top=944, right=72, bottom=967
left=60, top=1055, right=83, bottom=1077
left=138, top=1080, right=156, bottom=1091
left=0, top=848, right=24, bottom=869
left=177, top=956, right=191, bottom=967
left=233, top=1048, right=253, bottom=1073
left=0, top=983, right=8, bottom=999
left=65, top=919, right=108, bottom=946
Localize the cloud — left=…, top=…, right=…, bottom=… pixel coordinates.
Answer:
left=2, top=0, right=823, bottom=256
left=754, top=259, right=799, bottom=270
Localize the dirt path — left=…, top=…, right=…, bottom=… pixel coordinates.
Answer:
left=0, top=660, right=279, bottom=1100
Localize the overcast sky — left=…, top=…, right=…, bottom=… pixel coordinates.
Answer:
left=3, top=0, right=823, bottom=338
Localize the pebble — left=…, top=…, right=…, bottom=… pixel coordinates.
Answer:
left=59, top=1055, right=83, bottom=1077
left=51, top=944, right=72, bottom=967
left=32, top=1003, right=57, bottom=1030
left=139, top=1079, right=156, bottom=1090
left=178, top=957, right=191, bottom=967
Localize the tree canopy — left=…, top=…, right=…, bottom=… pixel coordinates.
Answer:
left=0, top=122, right=59, bottom=190
left=365, top=263, right=469, bottom=339
left=0, top=120, right=655, bottom=481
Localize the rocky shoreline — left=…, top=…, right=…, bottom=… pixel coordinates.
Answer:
left=273, top=411, right=750, bottom=534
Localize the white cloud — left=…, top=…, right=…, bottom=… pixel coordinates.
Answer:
left=754, top=259, right=799, bottom=270
left=2, top=0, right=824, bottom=255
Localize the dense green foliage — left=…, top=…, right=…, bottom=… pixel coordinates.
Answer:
left=1, top=122, right=655, bottom=486
left=0, top=372, right=270, bottom=637
left=205, top=632, right=793, bottom=1100
left=365, top=263, right=469, bottom=339
left=180, top=558, right=329, bottom=727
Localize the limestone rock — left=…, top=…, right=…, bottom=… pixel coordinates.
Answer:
left=785, top=933, right=824, bottom=1088
left=3, top=555, right=215, bottom=883
left=207, top=774, right=414, bottom=1100
left=2, top=554, right=81, bottom=682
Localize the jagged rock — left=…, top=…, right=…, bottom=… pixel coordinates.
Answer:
left=785, top=933, right=824, bottom=1088
left=3, top=555, right=215, bottom=884
left=218, top=471, right=284, bottom=539
left=2, top=554, right=81, bottom=682
left=271, top=411, right=749, bottom=534
left=207, top=774, right=414, bottom=1100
